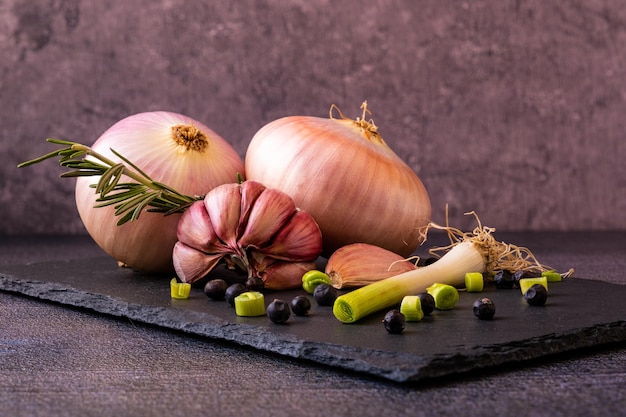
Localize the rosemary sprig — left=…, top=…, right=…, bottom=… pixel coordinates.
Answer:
left=18, top=138, right=201, bottom=225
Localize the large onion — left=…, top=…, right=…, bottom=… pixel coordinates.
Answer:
left=245, top=103, right=431, bottom=257
left=75, top=111, right=244, bottom=273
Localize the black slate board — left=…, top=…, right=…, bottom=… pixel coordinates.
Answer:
left=1, top=256, right=625, bottom=383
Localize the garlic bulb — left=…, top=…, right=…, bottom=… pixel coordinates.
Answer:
left=75, top=111, right=244, bottom=273
left=173, top=180, right=323, bottom=290
left=326, top=243, right=418, bottom=289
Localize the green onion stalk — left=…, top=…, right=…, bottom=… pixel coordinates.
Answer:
left=332, top=212, right=574, bottom=323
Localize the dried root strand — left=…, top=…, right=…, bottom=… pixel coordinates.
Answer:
left=426, top=211, right=574, bottom=278
left=329, top=101, right=386, bottom=145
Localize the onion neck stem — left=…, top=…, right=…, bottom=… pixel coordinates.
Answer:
left=171, top=124, right=209, bottom=152
left=329, top=101, right=388, bottom=146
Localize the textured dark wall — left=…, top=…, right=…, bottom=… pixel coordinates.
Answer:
left=1, top=0, right=625, bottom=235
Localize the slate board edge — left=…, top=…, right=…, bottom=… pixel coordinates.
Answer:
left=1, top=273, right=625, bottom=383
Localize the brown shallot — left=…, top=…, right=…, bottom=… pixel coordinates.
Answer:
left=245, top=102, right=431, bottom=257
left=325, top=243, right=418, bottom=289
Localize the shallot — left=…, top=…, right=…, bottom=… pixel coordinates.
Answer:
left=245, top=102, right=431, bottom=257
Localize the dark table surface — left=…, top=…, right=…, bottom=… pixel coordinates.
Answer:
left=1, top=232, right=625, bottom=417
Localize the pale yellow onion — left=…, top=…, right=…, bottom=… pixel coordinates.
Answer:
left=245, top=104, right=431, bottom=257
left=75, top=111, right=244, bottom=273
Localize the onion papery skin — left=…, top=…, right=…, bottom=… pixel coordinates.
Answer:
left=75, top=111, right=244, bottom=273
left=245, top=115, right=431, bottom=257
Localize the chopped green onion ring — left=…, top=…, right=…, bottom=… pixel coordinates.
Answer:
left=464, top=272, right=484, bottom=292
left=234, top=291, right=266, bottom=316
left=426, top=283, right=459, bottom=310
left=302, top=270, right=332, bottom=294
left=400, top=296, right=424, bottom=321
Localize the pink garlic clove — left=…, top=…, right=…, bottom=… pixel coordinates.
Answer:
left=237, top=187, right=297, bottom=248
left=204, top=183, right=242, bottom=249
left=172, top=241, right=225, bottom=283
left=255, top=258, right=317, bottom=290
left=237, top=180, right=266, bottom=239
left=176, top=200, right=227, bottom=253
left=259, top=209, right=322, bottom=261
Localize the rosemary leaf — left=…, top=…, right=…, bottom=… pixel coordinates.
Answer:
left=100, top=183, right=138, bottom=193
left=66, top=150, right=90, bottom=160
left=17, top=148, right=69, bottom=167
left=96, top=163, right=125, bottom=195
left=58, top=149, right=81, bottom=158
left=93, top=199, right=123, bottom=208
left=103, top=164, right=126, bottom=195
left=116, top=210, right=135, bottom=226
left=60, top=170, right=103, bottom=178
left=113, top=190, right=153, bottom=217
left=94, top=188, right=146, bottom=209
left=61, top=159, right=108, bottom=169
left=114, top=192, right=162, bottom=225
left=161, top=201, right=195, bottom=215
left=151, top=181, right=199, bottom=203
left=144, top=202, right=173, bottom=213
left=95, top=168, right=117, bottom=195
left=110, top=148, right=153, bottom=182
left=130, top=193, right=159, bottom=222
left=96, top=186, right=144, bottom=203
left=155, top=188, right=198, bottom=205
left=148, top=200, right=179, bottom=212
left=20, top=138, right=198, bottom=224
left=47, top=138, right=78, bottom=146
left=151, top=181, right=179, bottom=194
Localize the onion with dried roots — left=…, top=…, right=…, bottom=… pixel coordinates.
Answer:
left=74, top=111, right=244, bottom=273
left=245, top=102, right=431, bottom=257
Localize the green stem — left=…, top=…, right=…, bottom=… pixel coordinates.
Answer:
left=18, top=139, right=200, bottom=225
left=71, top=144, right=153, bottom=189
